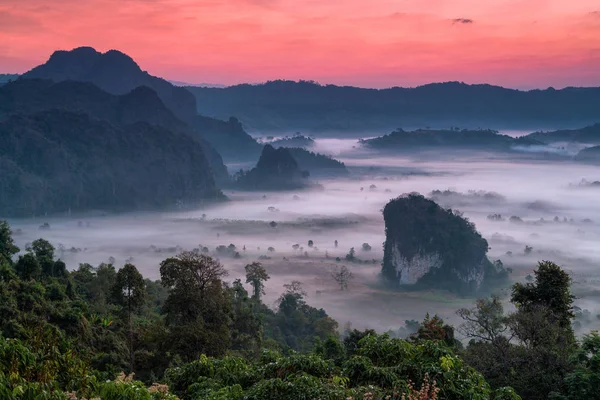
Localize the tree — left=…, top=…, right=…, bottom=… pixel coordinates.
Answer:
left=245, top=262, right=270, bottom=301
left=27, top=238, right=54, bottom=261
left=111, top=263, right=146, bottom=372
left=161, top=251, right=228, bottom=295
left=511, top=261, right=574, bottom=329
left=308, top=240, right=314, bottom=247
left=14, top=253, right=41, bottom=280
left=460, top=261, right=576, bottom=400
left=557, top=332, right=600, bottom=400
left=160, top=252, right=231, bottom=359
left=26, top=239, right=66, bottom=278
left=0, top=221, right=19, bottom=263
left=361, top=243, right=372, bottom=251
left=345, top=247, right=356, bottom=261
left=411, top=314, right=457, bottom=347
left=331, top=265, right=353, bottom=290
left=457, top=296, right=511, bottom=346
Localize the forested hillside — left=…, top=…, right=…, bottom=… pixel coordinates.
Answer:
left=0, top=79, right=230, bottom=184
left=1, top=220, right=596, bottom=399
left=0, top=110, right=223, bottom=217
left=188, top=80, right=600, bottom=133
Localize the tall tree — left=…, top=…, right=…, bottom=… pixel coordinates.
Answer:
left=511, top=260, right=574, bottom=331
left=244, top=262, right=270, bottom=301
left=0, top=221, right=19, bottom=264
left=111, top=263, right=146, bottom=372
left=331, top=265, right=353, bottom=290
left=160, top=252, right=231, bottom=360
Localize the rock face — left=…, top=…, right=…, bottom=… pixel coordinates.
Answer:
left=236, top=145, right=308, bottom=190
left=381, top=194, right=493, bottom=294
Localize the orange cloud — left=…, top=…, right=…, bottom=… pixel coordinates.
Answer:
left=1, top=0, right=599, bottom=88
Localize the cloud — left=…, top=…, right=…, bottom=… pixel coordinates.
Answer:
left=452, top=18, right=474, bottom=24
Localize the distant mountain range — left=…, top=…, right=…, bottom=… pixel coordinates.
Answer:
left=523, top=124, right=600, bottom=144
left=188, top=80, right=600, bottom=133
left=360, top=128, right=544, bottom=152
left=171, top=80, right=226, bottom=88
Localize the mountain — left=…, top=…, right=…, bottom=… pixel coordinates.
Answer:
left=22, top=47, right=197, bottom=122
left=575, top=145, right=600, bottom=163
left=188, top=80, right=600, bottom=133
left=284, top=148, right=348, bottom=177
left=0, top=79, right=230, bottom=183
left=235, top=145, right=309, bottom=190
left=0, top=74, right=19, bottom=86
left=360, top=128, right=544, bottom=151
left=193, top=115, right=262, bottom=162
left=20, top=47, right=260, bottom=165
left=524, top=124, right=600, bottom=144
left=0, top=110, right=223, bottom=217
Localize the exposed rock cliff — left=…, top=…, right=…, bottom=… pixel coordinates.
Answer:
left=381, top=194, right=503, bottom=294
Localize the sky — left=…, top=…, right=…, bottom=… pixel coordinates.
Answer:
left=1, top=0, right=599, bottom=88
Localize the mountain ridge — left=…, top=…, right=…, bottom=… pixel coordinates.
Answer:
left=188, top=80, right=600, bottom=133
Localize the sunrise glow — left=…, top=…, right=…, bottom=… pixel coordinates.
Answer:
left=1, top=0, right=599, bottom=88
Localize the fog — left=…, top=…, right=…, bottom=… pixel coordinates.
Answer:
left=8, top=139, right=600, bottom=335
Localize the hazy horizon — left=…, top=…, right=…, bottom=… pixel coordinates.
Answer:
left=2, top=1, right=600, bottom=89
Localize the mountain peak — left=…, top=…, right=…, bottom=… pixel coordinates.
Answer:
left=23, top=46, right=196, bottom=122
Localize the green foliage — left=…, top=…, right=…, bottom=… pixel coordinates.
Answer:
left=511, top=261, right=575, bottom=331
left=245, top=262, right=270, bottom=301
left=461, top=262, right=577, bottom=400
left=0, top=220, right=20, bottom=263
left=160, top=252, right=231, bottom=360
left=554, top=332, right=600, bottom=400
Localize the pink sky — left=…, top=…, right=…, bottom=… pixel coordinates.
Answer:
left=1, top=0, right=599, bottom=88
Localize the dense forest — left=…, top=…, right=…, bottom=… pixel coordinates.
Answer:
left=188, top=80, right=600, bottom=132
left=0, top=110, right=223, bottom=217
left=1, top=219, right=598, bottom=400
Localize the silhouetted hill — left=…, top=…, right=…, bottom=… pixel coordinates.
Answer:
left=22, top=47, right=197, bottom=122
left=20, top=47, right=261, bottom=167
left=0, top=74, right=19, bottom=86
left=360, top=128, right=544, bottom=151
left=235, top=145, right=309, bottom=190
left=193, top=115, right=262, bottom=161
left=0, top=79, right=230, bottom=183
left=188, top=80, right=600, bottom=133
left=285, top=148, right=348, bottom=177
left=524, top=124, right=600, bottom=144
left=0, top=110, right=223, bottom=217
left=575, top=146, right=600, bottom=163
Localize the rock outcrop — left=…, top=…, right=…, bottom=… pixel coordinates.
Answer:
left=235, top=145, right=309, bottom=190
left=381, top=194, right=500, bottom=294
